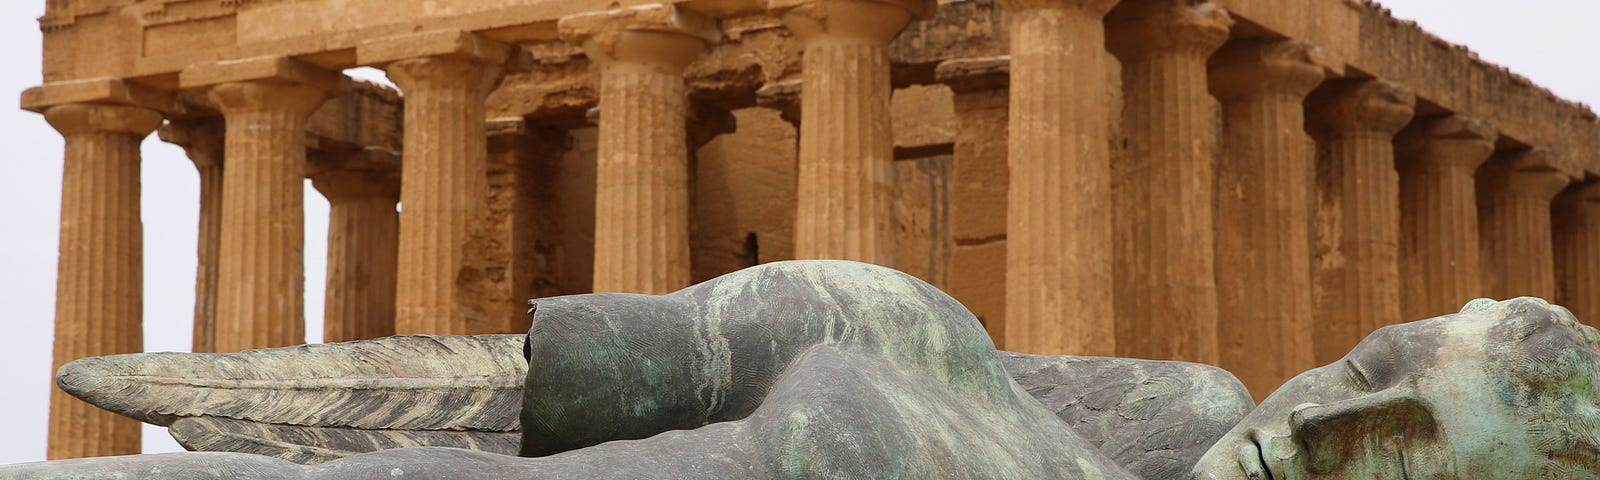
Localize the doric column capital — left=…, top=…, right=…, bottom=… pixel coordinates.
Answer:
left=22, top=77, right=177, bottom=115
left=1106, top=0, right=1233, bottom=60
left=43, top=103, right=163, bottom=137
left=307, top=148, right=401, bottom=201
left=997, top=0, right=1117, bottom=15
left=182, top=56, right=347, bottom=119
left=1395, top=115, right=1498, bottom=172
left=766, top=0, right=933, bottom=46
left=158, top=118, right=226, bottom=169
left=1208, top=39, right=1325, bottom=100
left=1555, top=181, right=1600, bottom=227
left=559, top=4, right=721, bottom=71
left=359, top=30, right=532, bottom=98
left=1480, top=148, right=1575, bottom=201
left=934, top=56, right=1011, bottom=93
left=1306, top=78, right=1417, bottom=138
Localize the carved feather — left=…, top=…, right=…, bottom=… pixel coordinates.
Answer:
left=169, top=416, right=522, bottom=464
left=56, top=335, right=527, bottom=432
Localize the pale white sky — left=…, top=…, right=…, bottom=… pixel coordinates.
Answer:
left=0, top=0, right=1596, bottom=466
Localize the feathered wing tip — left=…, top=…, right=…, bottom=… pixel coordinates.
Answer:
left=56, top=335, right=529, bottom=432
left=169, top=416, right=522, bottom=465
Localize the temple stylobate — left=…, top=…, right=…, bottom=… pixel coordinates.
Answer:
left=22, top=0, right=1600, bottom=459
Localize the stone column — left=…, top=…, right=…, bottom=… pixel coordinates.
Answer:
left=935, top=57, right=1010, bottom=348
left=309, top=151, right=400, bottom=343
left=358, top=31, right=527, bottom=334
left=1555, top=182, right=1600, bottom=323
left=1478, top=148, right=1572, bottom=300
left=1207, top=39, right=1322, bottom=397
left=41, top=102, right=161, bottom=459
left=560, top=5, right=720, bottom=294
left=768, top=0, right=934, bottom=264
left=1395, top=115, right=1497, bottom=320
left=1106, top=0, right=1232, bottom=363
left=158, top=118, right=225, bottom=353
left=994, top=0, right=1118, bottom=356
left=1305, top=79, right=1416, bottom=364
left=181, top=57, right=347, bottom=352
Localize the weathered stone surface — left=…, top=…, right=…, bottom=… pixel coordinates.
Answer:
left=1395, top=115, right=1498, bottom=321
left=1208, top=38, right=1323, bottom=399
left=1109, top=0, right=1233, bottom=365
left=1306, top=78, right=1417, bottom=365
left=42, top=102, right=162, bottom=459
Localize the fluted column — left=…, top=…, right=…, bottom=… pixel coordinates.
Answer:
left=159, top=118, right=226, bottom=353
left=1395, top=115, right=1497, bottom=320
left=1306, top=79, right=1416, bottom=364
left=359, top=31, right=526, bottom=334
left=992, top=0, right=1117, bottom=355
left=560, top=5, right=719, bottom=294
left=182, top=57, right=347, bottom=352
left=1207, top=39, right=1322, bottom=397
left=309, top=153, right=400, bottom=343
left=1106, top=0, right=1232, bottom=364
left=769, top=0, right=934, bottom=264
left=42, top=103, right=161, bottom=459
left=1555, top=182, right=1600, bottom=323
left=1478, top=148, right=1572, bottom=300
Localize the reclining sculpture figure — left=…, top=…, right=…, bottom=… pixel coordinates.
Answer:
left=2, top=260, right=1597, bottom=479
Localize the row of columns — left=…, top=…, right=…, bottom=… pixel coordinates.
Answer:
left=32, top=0, right=1600, bottom=457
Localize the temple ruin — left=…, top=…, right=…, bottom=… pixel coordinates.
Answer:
left=23, top=0, right=1600, bottom=459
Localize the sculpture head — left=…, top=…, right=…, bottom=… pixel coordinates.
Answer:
left=1193, top=297, right=1600, bottom=479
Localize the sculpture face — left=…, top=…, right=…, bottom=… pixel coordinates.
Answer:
left=1193, top=297, right=1600, bottom=479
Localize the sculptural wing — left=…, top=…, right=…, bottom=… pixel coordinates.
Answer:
left=56, top=335, right=528, bottom=433
left=168, top=416, right=522, bottom=464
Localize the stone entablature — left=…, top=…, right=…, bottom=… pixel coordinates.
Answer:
left=32, top=0, right=1600, bottom=178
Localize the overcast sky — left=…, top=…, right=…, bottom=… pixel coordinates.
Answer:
left=0, top=0, right=1597, bottom=467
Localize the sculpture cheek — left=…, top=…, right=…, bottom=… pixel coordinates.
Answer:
left=1289, top=389, right=1444, bottom=476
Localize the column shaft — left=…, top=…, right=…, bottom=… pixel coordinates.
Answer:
left=777, top=0, right=918, bottom=264
left=592, top=61, right=692, bottom=293
left=1478, top=149, right=1571, bottom=300
left=1208, top=39, right=1322, bottom=398
left=1306, top=79, right=1416, bottom=364
left=44, top=103, right=161, bottom=459
left=386, top=58, right=504, bottom=335
left=209, top=82, right=328, bottom=352
left=1107, top=0, right=1232, bottom=363
left=999, top=0, right=1117, bottom=355
left=159, top=119, right=226, bottom=352
left=313, top=170, right=400, bottom=343
left=1395, top=116, right=1496, bottom=319
left=1555, top=183, right=1600, bottom=323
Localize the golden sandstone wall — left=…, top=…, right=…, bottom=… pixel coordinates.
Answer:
left=24, top=0, right=1600, bottom=458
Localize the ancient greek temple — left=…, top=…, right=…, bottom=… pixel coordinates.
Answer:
left=24, top=0, right=1600, bottom=460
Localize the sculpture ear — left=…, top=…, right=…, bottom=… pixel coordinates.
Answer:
left=1289, top=388, right=1441, bottom=474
